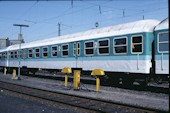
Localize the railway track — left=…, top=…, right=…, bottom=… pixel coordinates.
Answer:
left=0, top=81, right=165, bottom=113
left=24, top=73, right=169, bottom=94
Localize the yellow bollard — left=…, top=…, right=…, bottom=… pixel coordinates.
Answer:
left=64, top=74, right=68, bottom=87
left=12, top=69, right=17, bottom=78
left=96, top=77, right=100, bottom=92
left=61, top=67, right=72, bottom=87
left=91, top=69, right=105, bottom=92
left=73, top=70, right=81, bottom=90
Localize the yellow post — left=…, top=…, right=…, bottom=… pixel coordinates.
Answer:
left=96, top=77, right=100, bottom=92
left=73, top=70, right=81, bottom=90
left=61, top=67, right=72, bottom=87
left=91, top=69, right=105, bottom=92
left=12, top=69, right=17, bottom=78
left=64, top=74, right=68, bottom=87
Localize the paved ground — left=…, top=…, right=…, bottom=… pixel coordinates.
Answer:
left=0, top=73, right=169, bottom=112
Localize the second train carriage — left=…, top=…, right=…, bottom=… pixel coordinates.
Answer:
left=154, top=18, right=169, bottom=82
left=0, top=19, right=168, bottom=85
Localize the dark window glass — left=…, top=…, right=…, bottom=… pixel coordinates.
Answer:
left=159, top=43, right=169, bottom=51
left=86, top=49, right=94, bottom=54
left=132, top=36, right=142, bottom=43
left=85, top=42, right=93, bottom=48
left=159, top=33, right=168, bottom=42
left=114, top=38, right=126, bottom=45
left=99, top=40, right=108, bottom=46
left=115, top=46, right=127, bottom=53
left=132, top=45, right=142, bottom=52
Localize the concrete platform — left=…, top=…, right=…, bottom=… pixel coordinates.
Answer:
left=0, top=73, right=169, bottom=112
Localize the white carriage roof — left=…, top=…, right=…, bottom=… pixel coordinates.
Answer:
left=6, top=19, right=160, bottom=51
left=155, top=18, right=169, bottom=31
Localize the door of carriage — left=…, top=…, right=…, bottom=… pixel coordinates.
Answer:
left=73, top=42, right=80, bottom=68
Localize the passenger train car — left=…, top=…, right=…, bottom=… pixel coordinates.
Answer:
left=0, top=18, right=169, bottom=85
left=154, top=18, right=169, bottom=82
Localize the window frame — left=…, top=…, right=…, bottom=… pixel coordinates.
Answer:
left=14, top=51, right=18, bottom=58
left=113, top=36, right=128, bottom=55
left=42, top=46, right=48, bottom=58
left=61, top=44, right=69, bottom=57
left=131, top=35, right=143, bottom=54
left=73, top=42, right=80, bottom=56
left=51, top=45, right=58, bottom=57
left=34, top=47, right=40, bottom=58
left=97, top=38, right=110, bottom=55
left=157, top=31, right=169, bottom=53
left=28, top=48, right=33, bottom=58
left=84, top=40, right=94, bottom=56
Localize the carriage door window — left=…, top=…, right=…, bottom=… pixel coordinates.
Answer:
left=51, top=46, right=58, bottom=57
left=73, top=42, right=80, bottom=56
left=62, top=44, right=69, bottom=57
left=114, top=37, right=127, bottom=54
left=158, top=32, right=169, bottom=53
left=85, top=41, right=94, bottom=56
left=23, top=49, right=27, bottom=59
left=131, top=35, right=143, bottom=54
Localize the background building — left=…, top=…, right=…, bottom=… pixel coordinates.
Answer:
left=0, top=37, right=24, bottom=49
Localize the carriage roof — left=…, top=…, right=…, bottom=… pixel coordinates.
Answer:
left=6, top=19, right=160, bottom=51
left=154, top=18, right=169, bottom=31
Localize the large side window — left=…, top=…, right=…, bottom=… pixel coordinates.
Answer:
left=42, top=47, right=48, bottom=57
left=51, top=46, right=58, bottom=57
left=114, top=37, right=127, bottom=54
left=35, top=48, right=40, bottom=58
left=98, top=39, right=109, bottom=55
left=73, top=42, right=80, bottom=56
left=85, top=41, right=94, bottom=56
left=28, top=49, right=33, bottom=58
left=131, top=35, right=143, bottom=54
left=158, top=32, right=169, bottom=53
left=62, top=44, right=69, bottom=57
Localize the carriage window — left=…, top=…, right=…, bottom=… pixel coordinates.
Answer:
left=114, top=37, right=127, bottom=54
left=73, top=42, right=80, bottom=56
left=35, top=48, right=40, bottom=58
left=14, top=51, right=18, bottom=58
left=0, top=53, right=2, bottom=59
left=85, top=41, right=94, bottom=56
left=51, top=46, right=58, bottom=57
left=10, top=51, right=14, bottom=58
left=98, top=39, right=109, bottom=55
left=28, top=49, right=33, bottom=58
left=22, top=49, right=27, bottom=59
left=62, top=44, right=68, bottom=56
left=158, top=32, right=169, bottom=52
left=131, top=35, right=143, bottom=54
left=42, top=47, right=48, bottom=57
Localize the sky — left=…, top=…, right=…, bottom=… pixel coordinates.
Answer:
left=0, top=0, right=168, bottom=43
